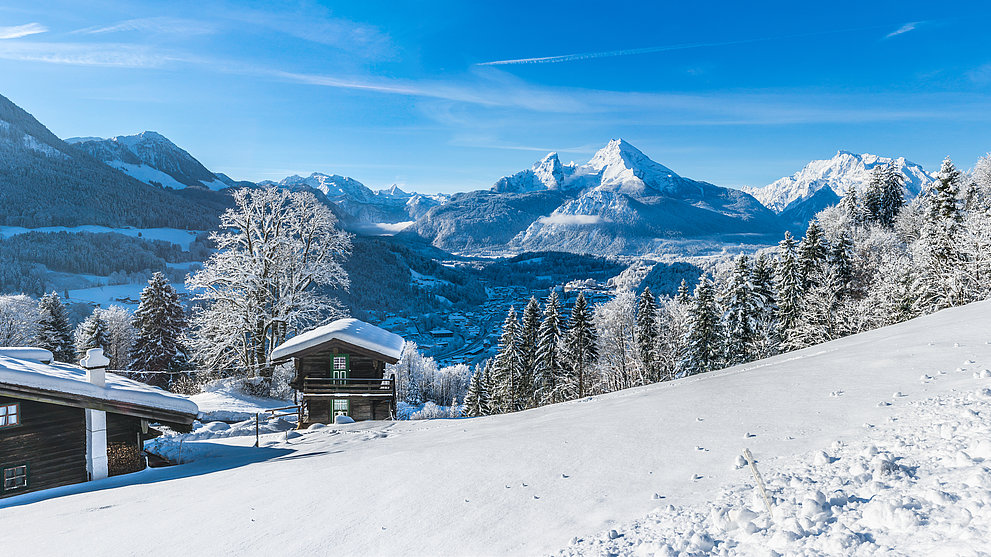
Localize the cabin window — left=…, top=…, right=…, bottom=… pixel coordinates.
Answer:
left=333, top=356, right=348, bottom=371
left=0, top=403, right=19, bottom=428
left=333, top=399, right=350, bottom=417
left=2, top=464, right=28, bottom=492
left=331, top=354, right=349, bottom=380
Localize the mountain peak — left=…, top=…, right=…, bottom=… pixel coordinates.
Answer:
left=584, top=139, right=681, bottom=196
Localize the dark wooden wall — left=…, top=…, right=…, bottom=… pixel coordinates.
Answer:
left=305, top=398, right=392, bottom=423
left=0, top=396, right=87, bottom=499
left=296, top=351, right=383, bottom=380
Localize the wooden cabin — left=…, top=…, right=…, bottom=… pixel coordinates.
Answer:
left=0, top=347, right=198, bottom=499
left=271, top=319, right=404, bottom=424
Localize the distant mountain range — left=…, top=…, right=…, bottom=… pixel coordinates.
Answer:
left=742, top=151, right=935, bottom=226
left=0, top=92, right=942, bottom=256
left=0, top=93, right=220, bottom=229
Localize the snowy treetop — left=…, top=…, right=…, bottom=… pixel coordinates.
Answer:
left=270, top=318, right=405, bottom=362
left=0, top=352, right=198, bottom=417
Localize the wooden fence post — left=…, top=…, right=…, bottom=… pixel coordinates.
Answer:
left=744, top=448, right=773, bottom=516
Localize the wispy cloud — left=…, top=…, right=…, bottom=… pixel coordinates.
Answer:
left=0, top=22, right=46, bottom=40
left=74, top=17, right=216, bottom=37
left=884, top=22, right=921, bottom=39
left=0, top=40, right=195, bottom=67
left=478, top=25, right=887, bottom=66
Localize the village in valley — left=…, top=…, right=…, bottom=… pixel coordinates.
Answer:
left=3, top=2, right=991, bottom=556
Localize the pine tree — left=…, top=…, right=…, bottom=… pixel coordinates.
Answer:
left=839, top=188, right=862, bottom=227
left=36, top=291, right=74, bottom=363
left=481, top=359, right=497, bottom=415
left=517, top=297, right=541, bottom=409
left=535, top=291, right=566, bottom=405
left=829, top=232, right=855, bottom=300
left=720, top=255, right=758, bottom=366
left=750, top=253, right=779, bottom=359
left=678, top=276, right=722, bottom=376
left=675, top=279, right=690, bottom=305
left=775, top=231, right=805, bottom=352
left=798, top=221, right=829, bottom=290
left=131, top=273, right=189, bottom=384
left=878, top=163, right=905, bottom=227
left=74, top=310, right=109, bottom=360
left=862, top=165, right=885, bottom=225
left=491, top=307, right=522, bottom=413
left=463, top=365, right=486, bottom=417
left=562, top=292, right=598, bottom=399
left=793, top=267, right=847, bottom=346
left=915, top=157, right=967, bottom=312
left=635, top=287, right=660, bottom=382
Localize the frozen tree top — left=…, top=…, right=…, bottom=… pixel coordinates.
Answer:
left=271, top=318, right=405, bottom=362
left=0, top=352, right=198, bottom=417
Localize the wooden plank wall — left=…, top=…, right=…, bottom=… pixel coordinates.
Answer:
left=0, top=396, right=87, bottom=498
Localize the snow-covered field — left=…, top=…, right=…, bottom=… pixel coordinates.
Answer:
left=0, top=225, right=201, bottom=249
left=64, top=281, right=189, bottom=308
left=2, top=301, right=991, bottom=556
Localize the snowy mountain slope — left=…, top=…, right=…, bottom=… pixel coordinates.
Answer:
left=744, top=151, right=935, bottom=214
left=0, top=93, right=218, bottom=229
left=3, top=300, right=990, bottom=555
left=69, top=131, right=228, bottom=191
left=414, top=139, right=782, bottom=255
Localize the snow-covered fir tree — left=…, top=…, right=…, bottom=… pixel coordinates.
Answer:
left=131, top=272, right=189, bottom=379
left=74, top=310, right=109, bottom=360
left=517, top=297, right=541, bottom=409
left=914, top=157, right=966, bottom=312
left=750, top=253, right=779, bottom=359
left=36, top=291, right=74, bottom=363
left=463, top=365, right=488, bottom=417
left=562, top=292, right=597, bottom=399
left=774, top=231, right=805, bottom=352
left=720, top=255, right=758, bottom=366
left=99, top=306, right=135, bottom=371
left=481, top=359, right=498, bottom=415
left=829, top=232, right=855, bottom=300
left=535, top=291, right=566, bottom=405
left=491, top=306, right=522, bottom=412
left=678, top=276, right=722, bottom=376
left=797, top=221, right=829, bottom=290
left=635, top=287, right=660, bottom=383
left=675, top=279, right=690, bottom=305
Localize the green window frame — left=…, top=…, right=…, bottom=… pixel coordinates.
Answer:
left=331, top=354, right=350, bottom=380
left=332, top=399, right=350, bottom=417
left=1, top=463, right=29, bottom=493
left=0, top=402, right=20, bottom=429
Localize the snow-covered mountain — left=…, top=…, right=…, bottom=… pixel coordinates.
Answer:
left=410, top=139, right=782, bottom=255
left=744, top=151, right=935, bottom=214
left=268, top=172, right=448, bottom=226
left=68, top=131, right=229, bottom=191
left=0, top=94, right=217, bottom=229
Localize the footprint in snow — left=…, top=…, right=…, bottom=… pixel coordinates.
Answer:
left=830, top=390, right=844, bottom=397
left=695, top=446, right=707, bottom=451
left=562, top=474, right=569, bottom=478
left=652, top=493, right=665, bottom=500
left=696, top=417, right=704, bottom=422
left=877, top=401, right=892, bottom=407
left=744, top=432, right=756, bottom=438
left=893, top=391, right=907, bottom=398
left=691, top=473, right=703, bottom=481
left=965, top=360, right=976, bottom=364
left=920, top=374, right=933, bottom=382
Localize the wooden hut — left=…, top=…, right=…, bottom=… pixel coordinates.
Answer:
left=271, top=319, right=404, bottom=424
left=0, top=347, right=198, bottom=499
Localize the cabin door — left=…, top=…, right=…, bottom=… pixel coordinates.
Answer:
left=331, top=354, right=350, bottom=418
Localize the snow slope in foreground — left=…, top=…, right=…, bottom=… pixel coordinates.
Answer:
left=2, top=301, right=991, bottom=556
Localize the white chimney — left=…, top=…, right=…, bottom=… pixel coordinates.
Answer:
left=80, top=347, right=110, bottom=387
left=79, top=347, right=110, bottom=481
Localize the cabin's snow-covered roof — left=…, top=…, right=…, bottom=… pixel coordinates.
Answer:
left=0, top=354, right=198, bottom=418
left=271, top=318, right=404, bottom=362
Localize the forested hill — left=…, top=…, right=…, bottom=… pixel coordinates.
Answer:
left=0, top=93, right=222, bottom=229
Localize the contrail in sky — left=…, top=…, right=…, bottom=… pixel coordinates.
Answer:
left=477, top=24, right=901, bottom=66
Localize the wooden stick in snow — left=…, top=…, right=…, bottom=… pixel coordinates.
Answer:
left=744, top=448, right=773, bottom=516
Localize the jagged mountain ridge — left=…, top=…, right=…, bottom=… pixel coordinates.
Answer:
left=0, top=94, right=219, bottom=229
left=744, top=150, right=935, bottom=214
left=410, top=139, right=782, bottom=255
left=68, top=131, right=228, bottom=191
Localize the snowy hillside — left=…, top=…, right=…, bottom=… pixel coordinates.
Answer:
left=3, top=300, right=990, bottom=555
left=744, top=151, right=935, bottom=213
left=69, top=131, right=228, bottom=191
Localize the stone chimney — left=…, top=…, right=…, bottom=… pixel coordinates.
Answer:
left=79, top=348, right=110, bottom=481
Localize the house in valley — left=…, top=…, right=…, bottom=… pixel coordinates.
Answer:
left=0, top=347, right=198, bottom=500
left=271, top=318, right=404, bottom=424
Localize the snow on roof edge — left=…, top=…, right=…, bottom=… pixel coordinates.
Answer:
left=271, top=318, right=405, bottom=362
left=0, top=355, right=198, bottom=418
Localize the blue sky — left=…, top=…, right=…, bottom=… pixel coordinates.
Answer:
left=1, top=1, right=989, bottom=193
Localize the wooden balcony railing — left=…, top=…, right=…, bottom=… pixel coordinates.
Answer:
left=302, top=377, right=396, bottom=398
